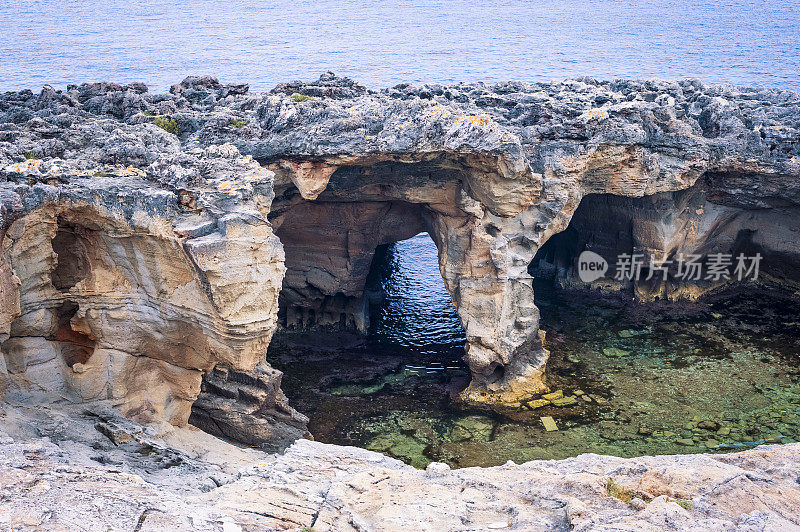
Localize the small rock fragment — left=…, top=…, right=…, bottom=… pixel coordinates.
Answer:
left=603, top=347, right=629, bottom=358
left=551, top=396, right=579, bottom=407
left=526, top=399, right=550, bottom=409
left=590, top=394, right=609, bottom=404
left=697, top=420, right=720, bottom=431
left=541, top=416, right=558, bottom=432
left=542, top=390, right=563, bottom=401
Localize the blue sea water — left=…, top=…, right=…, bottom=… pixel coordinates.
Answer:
left=1, top=0, right=799, bottom=93
left=370, top=233, right=466, bottom=351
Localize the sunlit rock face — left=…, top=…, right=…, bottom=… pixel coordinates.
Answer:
left=1, top=73, right=798, bottom=422
left=0, top=80, right=291, bottom=428
left=0, top=188, right=285, bottom=425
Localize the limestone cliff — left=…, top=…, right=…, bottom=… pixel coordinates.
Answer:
left=0, top=74, right=798, bottom=432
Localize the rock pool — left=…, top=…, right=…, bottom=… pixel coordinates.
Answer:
left=271, top=234, right=800, bottom=468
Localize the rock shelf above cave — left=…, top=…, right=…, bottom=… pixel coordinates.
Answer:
left=0, top=73, right=798, bottom=432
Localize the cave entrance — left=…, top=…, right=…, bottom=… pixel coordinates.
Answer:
left=50, top=218, right=97, bottom=368
left=365, top=232, right=466, bottom=354
left=270, top=231, right=474, bottom=458
left=523, top=191, right=800, bottom=468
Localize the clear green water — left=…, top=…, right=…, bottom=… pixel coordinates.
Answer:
left=270, top=237, right=800, bottom=469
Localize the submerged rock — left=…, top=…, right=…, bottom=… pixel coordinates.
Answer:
left=450, top=415, right=495, bottom=442
left=603, top=347, right=630, bottom=358
left=698, top=420, right=721, bottom=431
left=551, top=395, right=580, bottom=407
left=543, top=390, right=564, bottom=401
left=526, top=398, right=551, bottom=409
left=541, top=416, right=559, bottom=431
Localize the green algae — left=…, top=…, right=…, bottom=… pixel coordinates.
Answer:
left=272, top=287, right=800, bottom=469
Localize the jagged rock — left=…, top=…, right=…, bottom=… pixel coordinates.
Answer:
left=189, top=362, right=310, bottom=452
left=0, top=73, right=798, bottom=424
left=2, top=402, right=800, bottom=531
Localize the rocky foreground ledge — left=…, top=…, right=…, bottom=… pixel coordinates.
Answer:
left=1, top=403, right=799, bottom=531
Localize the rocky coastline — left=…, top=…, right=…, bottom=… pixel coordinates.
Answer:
left=1, top=402, right=799, bottom=530
left=1, top=73, right=799, bottom=529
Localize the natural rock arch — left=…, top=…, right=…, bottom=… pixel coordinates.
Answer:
left=0, top=74, right=798, bottom=444
left=267, top=156, right=549, bottom=405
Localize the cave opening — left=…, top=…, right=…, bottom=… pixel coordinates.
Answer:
left=364, top=232, right=466, bottom=353
left=54, top=301, right=95, bottom=368
left=51, top=217, right=92, bottom=292
left=270, top=230, right=478, bottom=464
left=50, top=219, right=97, bottom=368
left=517, top=189, right=800, bottom=469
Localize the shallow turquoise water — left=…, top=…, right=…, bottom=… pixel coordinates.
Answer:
left=1, top=0, right=799, bottom=91
left=272, top=233, right=800, bottom=468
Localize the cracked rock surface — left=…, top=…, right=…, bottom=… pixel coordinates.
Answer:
left=1, top=402, right=799, bottom=531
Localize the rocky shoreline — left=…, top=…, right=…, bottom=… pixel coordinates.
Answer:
left=2, top=73, right=798, bottom=418
left=1, top=402, right=799, bottom=530
left=1, top=74, right=799, bottom=529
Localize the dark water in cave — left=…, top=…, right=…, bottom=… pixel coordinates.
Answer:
left=367, top=233, right=465, bottom=352
left=272, top=233, right=800, bottom=469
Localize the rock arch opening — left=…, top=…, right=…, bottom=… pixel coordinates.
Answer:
left=271, top=199, right=430, bottom=334
left=365, top=232, right=466, bottom=352
left=530, top=181, right=800, bottom=301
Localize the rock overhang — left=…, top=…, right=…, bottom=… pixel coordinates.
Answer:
left=0, top=72, right=798, bottom=429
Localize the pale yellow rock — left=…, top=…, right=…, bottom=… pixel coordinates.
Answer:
left=0, top=201, right=285, bottom=426
left=552, top=396, right=579, bottom=407
left=541, top=416, right=559, bottom=431
left=527, top=399, right=550, bottom=409
left=543, top=390, right=564, bottom=401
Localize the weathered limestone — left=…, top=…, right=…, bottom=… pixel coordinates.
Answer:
left=256, top=75, right=798, bottom=404
left=1, top=175, right=285, bottom=426
left=1, top=73, right=798, bottom=420
left=189, top=362, right=310, bottom=452
left=532, top=180, right=800, bottom=300
left=2, top=402, right=800, bottom=531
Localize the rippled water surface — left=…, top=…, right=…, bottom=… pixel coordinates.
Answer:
left=1, top=0, right=799, bottom=91
left=272, top=234, right=800, bottom=469
left=368, top=234, right=465, bottom=352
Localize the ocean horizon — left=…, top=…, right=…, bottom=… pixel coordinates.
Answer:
left=2, top=0, right=799, bottom=92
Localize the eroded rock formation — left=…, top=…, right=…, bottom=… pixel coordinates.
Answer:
left=1, top=73, right=798, bottom=431
left=189, top=362, right=310, bottom=452
left=531, top=179, right=800, bottom=300
left=0, top=81, right=290, bottom=426
left=0, top=184, right=286, bottom=425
